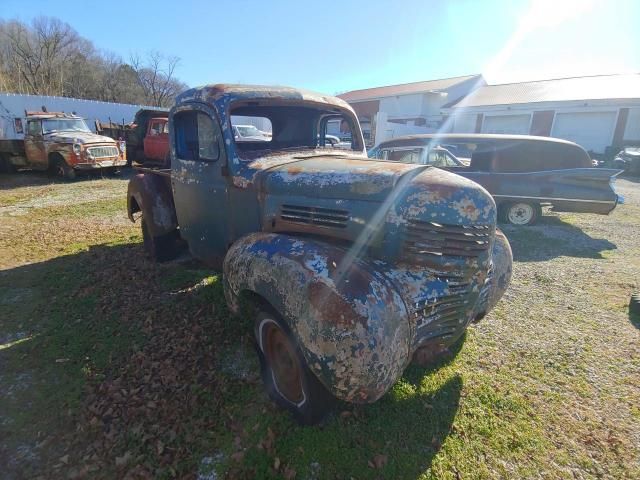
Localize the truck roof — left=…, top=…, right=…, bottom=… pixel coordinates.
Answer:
left=176, top=84, right=352, bottom=111
left=25, top=111, right=82, bottom=119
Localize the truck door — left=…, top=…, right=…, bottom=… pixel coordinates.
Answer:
left=144, top=120, right=164, bottom=161
left=171, top=105, right=230, bottom=267
left=158, top=120, right=170, bottom=162
left=24, top=120, right=47, bottom=169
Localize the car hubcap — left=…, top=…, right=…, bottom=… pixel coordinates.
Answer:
left=263, top=322, right=303, bottom=404
left=508, top=203, right=534, bottom=225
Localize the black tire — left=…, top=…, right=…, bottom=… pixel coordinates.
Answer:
left=254, top=310, right=334, bottom=425
left=141, top=217, right=180, bottom=262
left=500, top=202, right=541, bottom=226
left=50, top=156, right=76, bottom=181
left=0, top=154, right=16, bottom=174
left=630, top=292, right=640, bottom=316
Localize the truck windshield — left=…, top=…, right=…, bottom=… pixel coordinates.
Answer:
left=42, top=118, right=91, bottom=134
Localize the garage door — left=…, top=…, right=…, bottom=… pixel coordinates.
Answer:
left=623, top=107, right=640, bottom=141
left=482, top=114, right=531, bottom=134
left=452, top=113, right=477, bottom=133
left=551, top=112, right=616, bottom=153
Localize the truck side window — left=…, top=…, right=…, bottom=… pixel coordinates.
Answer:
left=27, top=121, right=41, bottom=136
left=319, top=115, right=353, bottom=148
left=174, top=111, right=221, bottom=162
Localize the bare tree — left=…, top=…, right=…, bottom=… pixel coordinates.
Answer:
left=0, top=16, right=188, bottom=106
left=0, top=17, right=82, bottom=96
left=130, top=51, right=186, bottom=107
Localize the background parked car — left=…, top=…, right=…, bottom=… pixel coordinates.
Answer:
left=369, top=134, right=623, bottom=225
left=613, top=147, right=640, bottom=174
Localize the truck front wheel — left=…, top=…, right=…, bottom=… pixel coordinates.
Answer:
left=254, top=310, right=334, bottom=425
left=50, top=156, right=76, bottom=181
left=141, top=217, right=180, bottom=262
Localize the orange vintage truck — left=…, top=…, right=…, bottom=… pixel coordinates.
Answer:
left=0, top=111, right=126, bottom=179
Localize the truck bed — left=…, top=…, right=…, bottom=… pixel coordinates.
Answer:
left=133, top=164, right=171, bottom=177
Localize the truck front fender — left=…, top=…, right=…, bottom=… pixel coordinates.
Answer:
left=476, top=228, right=513, bottom=319
left=223, top=233, right=411, bottom=404
left=127, top=173, right=177, bottom=237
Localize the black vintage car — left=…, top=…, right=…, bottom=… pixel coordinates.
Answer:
left=369, top=134, right=622, bottom=225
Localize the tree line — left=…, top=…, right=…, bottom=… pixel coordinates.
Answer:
left=0, top=16, right=188, bottom=107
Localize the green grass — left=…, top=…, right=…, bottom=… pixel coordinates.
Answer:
left=1, top=174, right=639, bottom=479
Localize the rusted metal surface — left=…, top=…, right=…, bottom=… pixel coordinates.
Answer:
left=132, top=84, right=513, bottom=406
left=127, top=173, right=177, bottom=236
left=224, top=233, right=410, bottom=403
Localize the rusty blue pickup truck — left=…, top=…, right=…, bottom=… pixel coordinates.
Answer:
left=127, top=84, right=513, bottom=423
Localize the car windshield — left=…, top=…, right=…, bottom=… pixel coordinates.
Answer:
left=42, top=118, right=91, bottom=134
left=236, top=125, right=263, bottom=137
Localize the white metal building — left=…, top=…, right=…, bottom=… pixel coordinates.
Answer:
left=0, top=93, right=164, bottom=140
left=445, top=74, right=640, bottom=155
left=338, top=75, right=485, bottom=146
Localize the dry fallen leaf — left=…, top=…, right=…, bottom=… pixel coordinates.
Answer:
left=115, top=451, right=133, bottom=467
left=370, top=453, right=388, bottom=469
left=283, top=465, right=297, bottom=479
left=230, top=451, right=245, bottom=462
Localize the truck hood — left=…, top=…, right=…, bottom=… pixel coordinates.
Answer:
left=257, top=155, right=426, bottom=201
left=44, top=131, right=116, bottom=145
left=256, top=153, right=496, bottom=278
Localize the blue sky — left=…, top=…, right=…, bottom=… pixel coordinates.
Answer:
left=1, top=0, right=638, bottom=94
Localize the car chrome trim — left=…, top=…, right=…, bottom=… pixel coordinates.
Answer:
left=492, top=194, right=615, bottom=204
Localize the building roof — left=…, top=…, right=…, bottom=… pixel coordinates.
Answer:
left=338, top=74, right=482, bottom=103
left=450, top=73, right=640, bottom=109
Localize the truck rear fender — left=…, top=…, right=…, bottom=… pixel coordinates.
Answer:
left=127, top=173, right=177, bottom=236
left=223, top=233, right=411, bottom=404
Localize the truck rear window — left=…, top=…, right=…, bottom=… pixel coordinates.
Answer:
left=229, top=105, right=362, bottom=156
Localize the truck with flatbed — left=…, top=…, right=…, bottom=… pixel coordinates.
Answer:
left=127, top=84, right=513, bottom=424
left=0, top=111, right=126, bottom=179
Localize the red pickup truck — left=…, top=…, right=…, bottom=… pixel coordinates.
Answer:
left=143, top=117, right=169, bottom=165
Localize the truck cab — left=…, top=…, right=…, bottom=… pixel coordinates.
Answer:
left=143, top=117, right=170, bottom=164
left=1, top=112, right=126, bottom=179
left=127, top=84, right=513, bottom=423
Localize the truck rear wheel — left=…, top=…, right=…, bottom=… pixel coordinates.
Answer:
left=0, top=154, right=16, bottom=174
left=254, top=310, right=334, bottom=425
left=141, top=217, right=180, bottom=262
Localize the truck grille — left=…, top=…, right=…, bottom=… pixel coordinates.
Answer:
left=403, top=220, right=491, bottom=259
left=280, top=205, right=349, bottom=229
left=412, top=280, right=473, bottom=344
left=87, top=146, right=119, bottom=158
